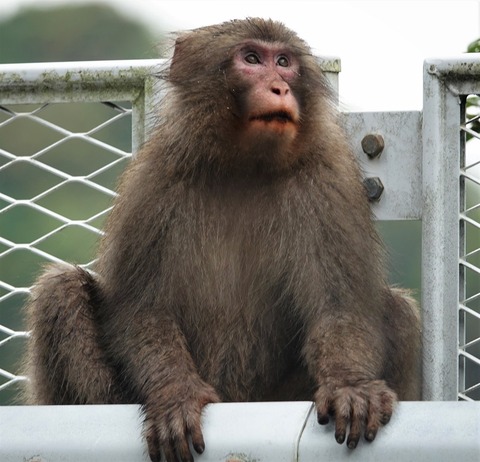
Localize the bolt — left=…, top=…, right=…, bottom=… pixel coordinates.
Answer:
left=363, top=177, right=384, bottom=201
left=361, top=134, right=385, bottom=158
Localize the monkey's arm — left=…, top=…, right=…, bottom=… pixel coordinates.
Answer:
left=98, top=182, right=219, bottom=462
left=303, top=311, right=396, bottom=449
left=111, top=307, right=219, bottom=462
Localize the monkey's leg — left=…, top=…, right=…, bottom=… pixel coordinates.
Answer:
left=24, top=263, right=122, bottom=405
left=383, top=287, right=422, bottom=401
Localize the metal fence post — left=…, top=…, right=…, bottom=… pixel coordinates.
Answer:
left=421, top=59, right=462, bottom=400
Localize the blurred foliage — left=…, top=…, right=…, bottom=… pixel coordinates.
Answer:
left=0, top=3, right=165, bottom=404
left=0, top=3, right=162, bottom=63
left=467, top=38, right=480, bottom=53
left=465, top=39, right=480, bottom=138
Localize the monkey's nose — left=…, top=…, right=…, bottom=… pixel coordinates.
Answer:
left=271, top=81, right=290, bottom=96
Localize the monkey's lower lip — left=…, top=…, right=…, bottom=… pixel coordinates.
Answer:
left=250, top=111, right=295, bottom=124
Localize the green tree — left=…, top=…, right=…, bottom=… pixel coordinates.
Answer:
left=0, top=3, right=162, bottom=63
left=465, top=39, right=480, bottom=137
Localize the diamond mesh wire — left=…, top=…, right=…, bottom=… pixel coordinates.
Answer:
left=2, top=59, right=479, bottom=407
left=0, top=101, right=132, bottom=403
left=459, top=95, right=480, bottom=401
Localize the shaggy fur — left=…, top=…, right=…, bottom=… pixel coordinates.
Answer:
left=25, top=18, right=421, bottom=462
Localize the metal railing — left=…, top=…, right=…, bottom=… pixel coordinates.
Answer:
left=0, top=56, right=480, bottom=460
left=1, top=402, right=480, bottom=462
left=422, top=55, right=480, bottom=401
left=0, top=60, right=164, bottom=399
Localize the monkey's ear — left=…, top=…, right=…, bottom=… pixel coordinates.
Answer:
left=169, top=33, right=195, bottom=83
left=172, top=34, right=188, bottom=59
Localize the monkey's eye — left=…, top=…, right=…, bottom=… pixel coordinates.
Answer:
left=245, top=53, right=261, bottom=64
left=277, top=56, right=289, bottom=67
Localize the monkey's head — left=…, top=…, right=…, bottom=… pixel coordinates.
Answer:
left=165, top=18, right=332, bottom=176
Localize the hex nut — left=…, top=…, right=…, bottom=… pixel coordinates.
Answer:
left=361, top=134, right=385, bottom=158
left=363, top=177, right=384, bottom=201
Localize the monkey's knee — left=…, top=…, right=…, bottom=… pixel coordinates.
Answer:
left=27, top=262, right=96, bottom=324
left=384, top=287, right=422, bottom=400
left=25, top=263, right=109, bottom=404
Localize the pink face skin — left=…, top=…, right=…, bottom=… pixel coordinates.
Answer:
left=231, top=40, right=301, bottom=143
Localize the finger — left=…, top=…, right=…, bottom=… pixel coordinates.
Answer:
left=165, top=408, right=191, bottom=462
left=347, top=390, right=368, bottom=449
left=379, top=389, right=396, bottom=425
left=364, top=425, right=378, bottom=443
left=182, top=401, right=206, bottom=455
left=315, top=387, right=332, bottom=425
left=347, top=428, right=361, bottom=449
left=334, top=413, right=348, bottom=445
left=163, top=441, right=178, bottom=462
left=189, top=423, right=206, bottom=454
left=333, top=388, right=354, bottom=445
left=364, top=389, right=382, bottom=442
left=145, top=420, right=162, bottom=462
left=317, top=411, right=330, bottom=425
left=364, top=383, right=396, bottom=441
left=175, top=434, right=194, bottom=462
left=346, top=409, right=362, bottom=449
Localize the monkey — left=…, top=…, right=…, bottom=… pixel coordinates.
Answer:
left=24, top=17, right=421, bottom=462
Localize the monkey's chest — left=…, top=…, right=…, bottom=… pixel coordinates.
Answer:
left=163, top=210, right=298, bottom=398
left=168, top=206, right=287, bottom=307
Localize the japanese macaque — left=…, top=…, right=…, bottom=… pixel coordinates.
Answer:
left=24, top=18, right=421, bottom=462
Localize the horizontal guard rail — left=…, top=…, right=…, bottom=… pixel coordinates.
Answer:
left=1, top=402, right=479, bottom=462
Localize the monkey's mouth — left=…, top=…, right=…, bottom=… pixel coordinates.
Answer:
left=250, top=111, right=295, bottom=124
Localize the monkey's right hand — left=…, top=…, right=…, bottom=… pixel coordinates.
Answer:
left=143, top=379, right=220, bottom=462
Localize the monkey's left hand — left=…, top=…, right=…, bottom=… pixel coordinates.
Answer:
left=144, top=378, right=220, bottom=462
left=315, top=379, right=397, bottom=449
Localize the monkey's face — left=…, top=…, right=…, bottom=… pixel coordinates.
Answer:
left=228, top=40, right=301, bottom=151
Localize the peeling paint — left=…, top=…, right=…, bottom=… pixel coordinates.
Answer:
left=225, top=453, right=260, bottom=462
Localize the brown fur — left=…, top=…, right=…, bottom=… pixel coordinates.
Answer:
left=24, top=18, right=421, bottom=462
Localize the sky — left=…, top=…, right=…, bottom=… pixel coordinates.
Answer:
left=0, top=0, right=478, bottom=111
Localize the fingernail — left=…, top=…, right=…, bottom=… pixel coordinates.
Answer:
left=317, top=414, right=329, bottom=425
left=348, top=440, right=358, bottom=449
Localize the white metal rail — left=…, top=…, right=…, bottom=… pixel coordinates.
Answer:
left=0, top=402, right=479, bottom=462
